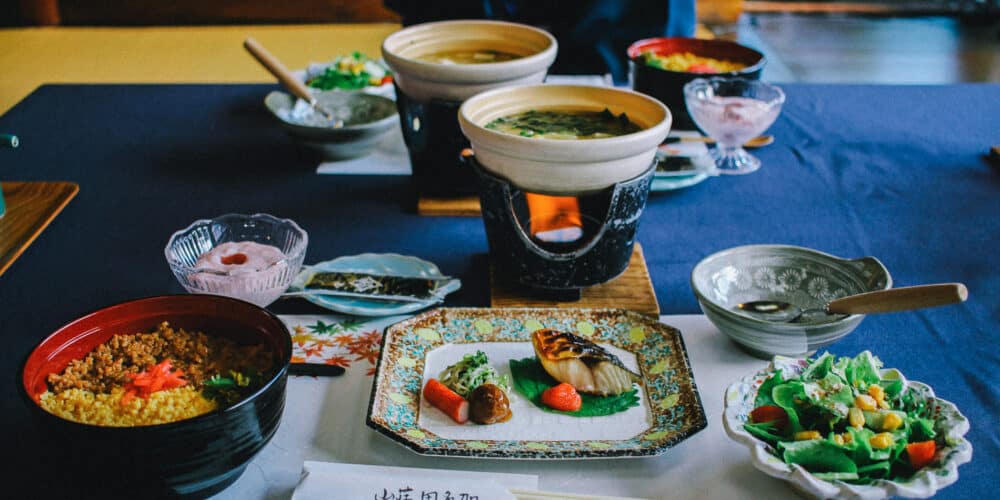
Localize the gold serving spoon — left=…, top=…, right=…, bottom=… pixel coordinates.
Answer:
left=664, top=135, right=774, bottom=148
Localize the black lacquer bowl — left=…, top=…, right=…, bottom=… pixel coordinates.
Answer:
left=628, top=37, right=765, bottom=130
left=19, top=295, right=292, bottom=498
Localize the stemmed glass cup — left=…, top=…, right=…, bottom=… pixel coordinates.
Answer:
left=683, top=77, right=785, bottom=175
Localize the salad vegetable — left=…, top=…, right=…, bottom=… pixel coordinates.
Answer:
left=306, top=52, right=392, bottom=90
left=439, top=350, right=510, bottom=398
left=745, top=351, right=940, bottom=483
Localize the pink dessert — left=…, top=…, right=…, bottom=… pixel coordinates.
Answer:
left=686, top=95, right=779, bottom=147
left=189, top=242, right=289, bottom=306
left=194, top=241, right=287, bottom=275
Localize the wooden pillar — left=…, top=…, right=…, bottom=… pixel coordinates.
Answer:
left=18, top=0, right=61, bottom=25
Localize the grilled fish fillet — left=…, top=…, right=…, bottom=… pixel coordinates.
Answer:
left=531, top=329, right=641, bottom=396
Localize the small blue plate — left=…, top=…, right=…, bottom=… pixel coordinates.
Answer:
left=288, top=253, right=461, bottom=316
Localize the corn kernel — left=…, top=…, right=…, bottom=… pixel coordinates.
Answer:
left=795, top=431, right=822, bottom=441
left=870, top=432, right=894, bottom=449
left=878, top=399, right=890, bottom=410
left=832, top=434, right=845, bottom=446
left=849, top=407, right=866, bottom=428
left=855, top=394, right=878, bottom=411
left=842, top=432, right=854, bottom=444
left=868, top=384, right=886, bottom=402
left=882, top=412, right=903, bottom=431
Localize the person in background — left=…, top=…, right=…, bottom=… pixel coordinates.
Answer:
left=383, top=0, right=697, bottom=85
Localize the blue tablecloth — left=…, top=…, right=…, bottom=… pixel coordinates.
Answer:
left=1, top=83, right=997, bottom=498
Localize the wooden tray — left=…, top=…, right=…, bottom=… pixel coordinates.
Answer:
left=490, top=243, right=660, bottom=317
left=416, top=195, right=481, bottom=217
left=0, top=181, right=79, bottom=277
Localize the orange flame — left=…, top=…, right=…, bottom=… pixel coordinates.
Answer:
left=525, top=193, right=583, bottom=242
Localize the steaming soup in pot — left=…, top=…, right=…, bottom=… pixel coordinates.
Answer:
left=417, top=50, right=522, bottom=64
left=485, top=108, right=643, bottom=139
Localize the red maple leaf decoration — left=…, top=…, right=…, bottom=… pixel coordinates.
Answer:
left=347, top=329, right=383, bottom=365
left=324, top=355, right=351, bottom=368
left=332, top=333, right=355, bottom=347
left=301, top=344, right=326, bottom=358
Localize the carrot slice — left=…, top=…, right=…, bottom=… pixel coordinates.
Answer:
left=541, top=383, right=583, bottom=412
left=120, top=359, right=188, bottom=406
left=906, top=440, right=937, bottom=470
left=423, top=378, right=469, bottom=424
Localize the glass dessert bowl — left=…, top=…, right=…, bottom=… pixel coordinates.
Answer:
left=165, top=213, right=308, bottom=307
left=683, top=77, right=784, bottom=175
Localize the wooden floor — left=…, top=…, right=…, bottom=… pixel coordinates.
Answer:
left=1, top=14, right=998, bottom=114
left=728, top=14, right=1000, bottom=84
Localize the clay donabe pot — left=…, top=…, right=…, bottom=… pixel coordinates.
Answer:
left=381, top=20, right=557, bottom=196
left=458, top=84, right=671, bottom=196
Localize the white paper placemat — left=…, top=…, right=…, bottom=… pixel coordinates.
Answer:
left=291, top=461, right=537, bottom=500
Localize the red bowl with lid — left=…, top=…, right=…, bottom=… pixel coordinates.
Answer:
left=627, top=37, right=766, bottom=130
left=18, top=294, right=292, bottom=498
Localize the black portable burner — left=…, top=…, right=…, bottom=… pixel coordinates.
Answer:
left=473, top=159, right=657, bottom=301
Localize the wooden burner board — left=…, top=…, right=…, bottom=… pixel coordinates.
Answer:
left=490, top=243, right=660, bottom=317
left=417, top=195, right=481, bottom=217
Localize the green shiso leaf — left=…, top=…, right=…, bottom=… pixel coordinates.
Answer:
left=508, top=357, right=640, bottom=417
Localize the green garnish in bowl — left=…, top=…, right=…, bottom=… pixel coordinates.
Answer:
left=306, top=52, right=392, bottom=91
left=724, top=350, right=972, bottom=498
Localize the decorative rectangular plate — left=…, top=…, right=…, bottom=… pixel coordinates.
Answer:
left=366, top=307, right=707, bottom=459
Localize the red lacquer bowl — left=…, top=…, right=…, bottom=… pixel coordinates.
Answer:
left=19, top=294, right=292, bottom=498
left=627, top=37, right=766, bottom=130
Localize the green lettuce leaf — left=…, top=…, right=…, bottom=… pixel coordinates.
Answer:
left=847, top=351, right=883, bottom=389
left=754, top=370, right=783, bottom=408
left=780, top=439, right=858, bottom=473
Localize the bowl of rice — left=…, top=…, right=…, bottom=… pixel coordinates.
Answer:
left=18, top=294, right=292, bottom=498
left=627, top=37, right=765, bottom=130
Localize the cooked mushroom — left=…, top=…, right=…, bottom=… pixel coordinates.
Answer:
left=467, top=383, right=512, bottom=425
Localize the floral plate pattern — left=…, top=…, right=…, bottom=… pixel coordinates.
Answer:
left=723, top=356, right=973, bottom=499
left=366, top=307, right=708, bottom=459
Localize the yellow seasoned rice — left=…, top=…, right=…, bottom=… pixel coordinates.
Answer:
left=641, top=50, right=746, bottom=73
left=39, top=386, right=218, bottom=427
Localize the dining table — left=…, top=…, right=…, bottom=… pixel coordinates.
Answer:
left=1, top=37, right=998, bottom=499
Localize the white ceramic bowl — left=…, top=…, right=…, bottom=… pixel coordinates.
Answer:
left=458, top=84, right=672, bottom=195
left=381, top=19, right=557, bottom=102
left=264, top=90, right=398, bottom=160
left=690, top=244, right=891, bottom=358
left=723, top=355, right=972, bottom=499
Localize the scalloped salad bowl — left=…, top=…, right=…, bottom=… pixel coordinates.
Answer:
left=723, top=355, right=972, bottom=499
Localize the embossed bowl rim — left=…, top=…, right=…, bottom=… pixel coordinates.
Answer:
left=690, top=244, right=892, bottom=331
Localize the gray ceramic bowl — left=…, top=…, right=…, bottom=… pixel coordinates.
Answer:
left=264, top=90, right=398, bottom=160
left=690, top=244, right=891, bottom=358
